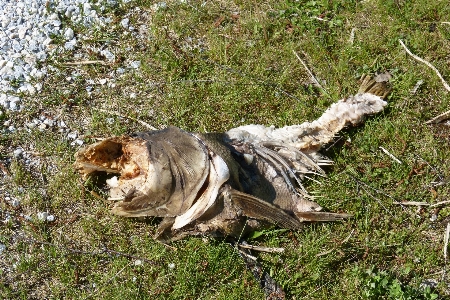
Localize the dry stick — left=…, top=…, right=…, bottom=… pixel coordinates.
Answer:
left=82, top=262, right=132, bottom=300
left=64, top=60, right=108, bottom=66
left=351, top=176, right=395, bottom=218
left=92, top=107, right=158, bottom=131
left=430, top=200, right=450, bottom=208
left=379, top=146, right=402, bottom=164
left=316, top=229, right=354, bottom=257
left=393, top=201, right=429, bottom=206
left=399, top=40, right=450, bottom=92
left=238, top=243, right=285, bottom=253
left=415, top=153, right=445, bottom=184
left=399, top=40, right=450, bottom=124
left=443, top=222, right=450, bottom=281
left=292, top=50, right=325, bottom=91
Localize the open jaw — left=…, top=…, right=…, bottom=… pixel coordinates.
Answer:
left=73, top=127, right=233, bottom=230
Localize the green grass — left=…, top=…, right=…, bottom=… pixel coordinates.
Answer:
left=1, top=0, right=450, bottom=298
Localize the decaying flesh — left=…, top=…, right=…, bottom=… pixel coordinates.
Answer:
left=74, top=74, right=391, bottom=241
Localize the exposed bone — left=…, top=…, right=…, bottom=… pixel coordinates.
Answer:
left=74, top=74, right=391, bottom=240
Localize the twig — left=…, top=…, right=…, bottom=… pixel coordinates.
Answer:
left=324, top=136, right=344, bottom=152
left=349, top=28, right=356, bottom=44
left=316, top=229, right=354, bottom=257
left=293, top=50, right=325, bottom=90
left=64, top=60, right=108, bottom=66
left=238, top=243, right=285, bottom=253
left=379, top=146, right=402, bottom=164
left=349, top=174, right=397, bottom=202
left=430, top=200, right=450, bottom=208
left=349, top=175, right=395, bottom=217
left=410, top=79, right=424, bottom=95
left=92, top=107, right=158, bottom=131
left=443, top=223, right=450, bottom=281
left=399, top=40, right=450, bottom=92
left=442, top=22, right=450, bottom=25
left=426, top=110, right=450, bottom=124
left=393, top=201, right=429, bottom=206
left=414, top=154, right=444, bottom=184
left=82, top=262, right=132, bottom=300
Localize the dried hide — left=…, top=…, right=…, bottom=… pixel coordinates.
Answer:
left=74, top=74, right=391, bottom=241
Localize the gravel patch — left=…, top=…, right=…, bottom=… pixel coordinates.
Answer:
left=0, top=0, right=127, bottom=111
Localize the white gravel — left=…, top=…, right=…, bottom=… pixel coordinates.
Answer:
left=0, top=0, right=121, bottom=111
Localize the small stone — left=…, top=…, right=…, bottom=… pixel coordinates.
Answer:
left=130, top=93, right=136, bottom=98
left=11, top=199, right=20, bottom=207
left=420, top=279, right=438, bottom=289
left=46, top=215, right=55, bottom=222
left=18, top=26, right=28, bottom=39
left=134, top=260, right=142, bottom=266
left=129, top=61, right=141, bottom=69
left=168, top=263, right=175, bottom=269
left=100, top=50, right=115, bottom=62
left=43, top=119, right=54, bottom=127
left=37, top=212, right=49, bottom=221
left=64, top=38, right=77, bottom=50
left=120, top=18, right=129, bottom=29
left=64, top=28, right=74, bottom=40
left=38, top=123, right=47, bottom=130
left=0, top=244, right=6, bottom=254
left=99, top=78, right=107, bottom=85
left=13, top=148, right=23, bottom=158
left=67, top=132, right=78, bottom=140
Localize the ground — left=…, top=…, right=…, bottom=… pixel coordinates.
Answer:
left=1, top=0, right=450, bottom=299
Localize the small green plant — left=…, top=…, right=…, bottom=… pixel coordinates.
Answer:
left=355, top=267, right=439, bottom=300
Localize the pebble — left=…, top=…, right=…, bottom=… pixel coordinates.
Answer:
left=0, top=244, right=6, bottom=254
left=67, top=132, right=78, bottom=140
left=129, top=61, right=141, bottom=69
left=1, top=0, right=119, bottom=112
left=37, top=212, right=55, bottom=222
left=13, top=148, right=23, bottom=158
left=37, top=211, right=48, bottom=221
left=120, top=18, right=129, bottom=29
left=10, top=199, right=20, bottom=207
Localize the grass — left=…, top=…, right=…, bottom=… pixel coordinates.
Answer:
left=1, top=0, right=450, bottom=298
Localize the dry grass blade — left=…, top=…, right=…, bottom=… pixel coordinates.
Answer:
left=64, top=60, right=108, bottom=65
left=379, top=146, right=402, bottom=164
left=238, top=243, right=285, bottom=253
left=399, top=39, right=450, bottom=92
left=92, top=107, right=158, bottom=130
left=393, top=201, right=429, bottom=206
left=293, top=50, right=325, bottom=90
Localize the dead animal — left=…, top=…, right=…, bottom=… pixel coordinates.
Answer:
left=74, top=74, right=391, bottom=241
